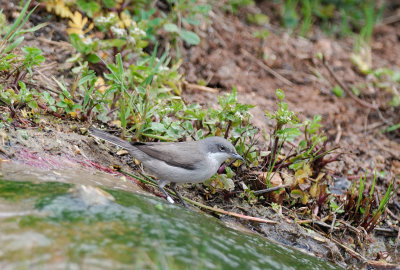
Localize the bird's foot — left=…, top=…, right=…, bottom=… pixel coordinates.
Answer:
left=166, top=196, right=175, bottom=204
left=170, top=183, right=189, bottom=208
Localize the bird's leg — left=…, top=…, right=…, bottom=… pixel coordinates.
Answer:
left=158, top=181, right=175, bottom=204
left=170, top=182, right=188, bottom=208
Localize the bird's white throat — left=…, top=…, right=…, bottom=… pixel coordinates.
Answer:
left=207, top=152, right=231, bottom=167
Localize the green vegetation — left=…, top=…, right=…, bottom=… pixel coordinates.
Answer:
left=275, top=0, right=383, bottom=38
left=344, top=171, right=398, bottom=232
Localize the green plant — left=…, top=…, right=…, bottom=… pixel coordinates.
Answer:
left=343, top=171, right=398, bottom=233
left=276, top=0, right=384, bottom=37
left=0, top=0, right=46, bottom=79
left=162, top=0, right=211, bottom=46
left=263, top=89, right=300, bottom=186
left=238, top=89, right=338, bottom=208
left=0, top=1, right=47, bottom=115
left=282, top=0, right=299, bottom=31
left=21, top=47, right=45, bottom=76
left=0, top=82, right=38, bottom=110
left=45, top=0, right=211, bottom=66
left=224, top=0, right=254, bottom=14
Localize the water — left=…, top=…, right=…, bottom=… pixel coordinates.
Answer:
left=0, top=162, right=341, bottom=270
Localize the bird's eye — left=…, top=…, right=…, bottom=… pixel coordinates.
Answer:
left=219, top=145, right=225, bottom=151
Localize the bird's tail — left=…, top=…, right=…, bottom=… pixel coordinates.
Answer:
left=89, top=128, right=133, bottom=150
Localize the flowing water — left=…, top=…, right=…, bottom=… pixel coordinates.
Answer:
left=0, top=162, right=341, bottom=270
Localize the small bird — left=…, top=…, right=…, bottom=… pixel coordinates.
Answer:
left=90, top=128, right=244, bottom=207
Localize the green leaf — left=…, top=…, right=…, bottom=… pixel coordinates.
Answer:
left=247, top=13, right=269, bottom=26
left=163, top=23, right=179, bottom=33
left=17, top=22, right=47, bottom=35
left=102, top=0, right=116, bottom=8
left=87, top=54, right=101, bottom=63
left=3, top=36, right=24, bottom=54
left=332, top=85, right=344, bottom=98
left=42, top=91, right=55, bottom=105
left=3, top=0, right=36, bottom=44
left=28, top=100, right=38, bottom=109
left=69, top=34, right=90, bottom=54
left=275, top=89, right=285, bottom=100
left=276, top=127, right=302, bottom=141
left=386, top=123, right=400, bottom=132
left=149, top=122, right=166, bottom=133
left=101, top=39, right=127, bottom=48
left=76, top=0, right=100, bottom=18
left=179, top=30, right=200, bottom=45
left=148, top=17, right=162, bottom=27
left=182, top=17, right=200, bottom=26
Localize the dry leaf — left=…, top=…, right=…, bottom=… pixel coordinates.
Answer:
left=118, top=12, right=132, bottom=28
left=67, top=12, right=94, bottom=35
left=298, top=178, right=311, bottom=191
left=95, top=77, right=109, bottom=94
left=46, top=0, right=73, bottom=19
left=116, top=150, right=129, bottom=156
left=309, top=182, right=319, bottom=198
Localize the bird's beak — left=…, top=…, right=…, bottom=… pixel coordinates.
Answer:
left=232, top=153, right=244, bottom=161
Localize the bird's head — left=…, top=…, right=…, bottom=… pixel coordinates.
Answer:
left=201, top=137, right=244, bottom=164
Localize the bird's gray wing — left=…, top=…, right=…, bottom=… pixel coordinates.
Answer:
left=90, top=128, right=203, bottom=170
left=132, top=142, right=203, bottom=170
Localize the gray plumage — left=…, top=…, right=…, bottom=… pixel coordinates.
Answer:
left=90, top=127, right=243, bottom=206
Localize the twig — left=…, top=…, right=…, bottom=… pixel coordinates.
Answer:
left=37, top=37, right=74, bottom=49
left=241, top=48, right=295, bottom=87
left=379, top=14, right=400, bottom=25
left=339, top=220, right=361, bottom=234
left=394, top=200, right=400, bottom=211
left=184, top=81, right=219, bottom=93
left=396, top=226, right=400, bottom=253
left=253, top=184, right=291, bottom=195
left=334, top=123, right=342, bottom=144
left=184, top=198, right=277, bottom=224
left=294, top=215, right=330, bottom=225
left=322, top=58, right=376, bottom=110
left=224, top=120, right=232, bottom=139
left=366, top=260, right=400, bottom=270
left=37, top=102, right=66, bottom=120
left=374, top=227, right=398, bottom=236
left=330, top=237, right=367, bottom=262
left=387, top=208, right=400, bottom=222
left=330, top=214, right=337, bottom=235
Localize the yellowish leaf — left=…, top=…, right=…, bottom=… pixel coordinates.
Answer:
left=214, top=128, right=222, bottom=137
left=46, top=0, right=73, bottom=19
left=67, top=12, right=94, bottom=35
left=294, top=163, right=313, bottom=185
left=95, top=77, right=109, bottom=94
left=290, top=189, right=303, bottom=199
left=118, top=12, right=132, bottom=28
left=301, top=193, right=309, bottom=205
left=116, top=150, right=128, bottom=156
left=110, top=120, right=121, bottom=128
left=281, top=168, right=294, bottom=186
left=309, top=182, right=319, bottom=198
left=21, top=109, right=28, bottom=118
left=315, top=172, right=325, bottom=182
left=298, top=178, right=311, bottom=191
left=270, top=173, right=282, bottom=186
